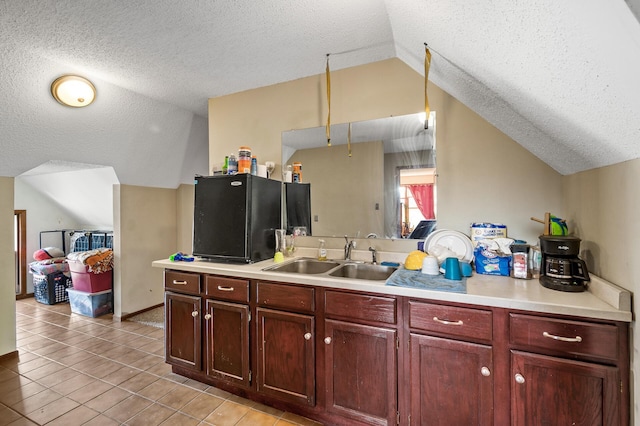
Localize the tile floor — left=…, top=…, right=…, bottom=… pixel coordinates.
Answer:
left=0, top=298, right=323, bottom=426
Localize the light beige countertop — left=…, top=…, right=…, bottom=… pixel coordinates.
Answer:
left=153, top=255, right=632, bottom=323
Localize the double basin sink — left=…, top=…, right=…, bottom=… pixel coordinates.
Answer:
left=263, top=257, right=397, bottom=281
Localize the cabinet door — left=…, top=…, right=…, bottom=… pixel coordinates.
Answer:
left=165, top=292, right=202, bottom=371
left=410, top=333, right=493, bottom=426
left=511, top=351, right=622, bottom=426
left=256, top=307, right=315, bottom=406
left=204, top=299, right=250, bottom=389
left=324, top=319, right=397, bottom=426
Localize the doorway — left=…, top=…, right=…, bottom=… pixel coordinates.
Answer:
left=14, top=210, right=28, bottom=299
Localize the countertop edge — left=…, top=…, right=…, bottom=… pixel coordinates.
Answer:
left=152, top=258, right=632, bottom=323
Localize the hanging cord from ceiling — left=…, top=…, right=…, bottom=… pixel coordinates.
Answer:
left=348, top=122, right=352, bottom=157
left=424, top=43, right=432, bottom=129
left=326, top=54, right=332, bottom=147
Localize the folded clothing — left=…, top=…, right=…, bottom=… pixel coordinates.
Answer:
left=29, top=259, right=69, bottom=275
left=33, top=247, right=64, bottom=261
left=67, top=248, right=113, bottom=274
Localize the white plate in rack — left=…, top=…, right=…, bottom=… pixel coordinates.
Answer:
left=424, top=229, right=474, bottom=262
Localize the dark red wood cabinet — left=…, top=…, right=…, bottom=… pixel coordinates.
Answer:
left=163, top=269, right=630, bottom=426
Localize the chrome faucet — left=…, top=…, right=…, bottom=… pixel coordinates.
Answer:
left=344, top=235, right=356, bottom=261
left=368, top=247, right=378, bottom=264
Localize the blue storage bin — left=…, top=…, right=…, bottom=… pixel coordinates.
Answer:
left=66, top=288, right=113, bottom=317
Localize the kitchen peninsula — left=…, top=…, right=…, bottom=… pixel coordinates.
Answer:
left=153, top=253, right=631, bottom=425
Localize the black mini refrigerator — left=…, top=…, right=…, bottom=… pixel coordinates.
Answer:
left=193, top=174, right=281, bottom=263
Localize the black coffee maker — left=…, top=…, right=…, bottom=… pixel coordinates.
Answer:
left=539, top=235, right=590, bottom=292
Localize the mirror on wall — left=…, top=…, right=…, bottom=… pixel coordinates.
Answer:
left=282, top=112, right=436, bottom=239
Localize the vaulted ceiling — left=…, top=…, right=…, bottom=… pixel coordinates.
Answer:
left=1, top=0, right=639, bottom=188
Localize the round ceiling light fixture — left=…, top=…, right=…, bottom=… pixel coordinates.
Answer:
left=51, top=75, right=96, bottom=107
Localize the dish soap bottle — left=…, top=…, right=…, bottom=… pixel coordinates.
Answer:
left=317, top=239, right=327, bottom=261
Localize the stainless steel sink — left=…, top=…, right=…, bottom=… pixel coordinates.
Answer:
left=263, top=258, right=342, bottom=274
left=328, top=263, right=397, bottom=281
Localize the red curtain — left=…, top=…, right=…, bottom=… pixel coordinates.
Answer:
left=407, top=184, right=435, bottom=219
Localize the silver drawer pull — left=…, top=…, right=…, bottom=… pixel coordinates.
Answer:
left=304, top=333, right=312, bottom=340
left=433, top=316, right=464, bottom=326
left=543, top=331, right=582, bottom=343
left=172, top=280, right=188, bottom=285
left=217, top=285, right=235, bottom=292
left=204, top=314, right=212, bottom=320
left=191, top=311, right=199, bottom=317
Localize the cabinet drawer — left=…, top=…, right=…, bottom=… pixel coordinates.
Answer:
left=256, top=281, right=314, bottom=313
left=325, top=290, right=396, bottom=325
left=165, top=270, right=201, bottom=295
left=408, top=300, right=492, bottom=342
left=205, top=276, right=249, bottom=303
left=510, top=314, right=619, bottom=362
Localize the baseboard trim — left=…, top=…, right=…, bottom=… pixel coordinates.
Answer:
left=0, top=350, right=19, bottom=362
left=120, top=303, right=164, bottom=321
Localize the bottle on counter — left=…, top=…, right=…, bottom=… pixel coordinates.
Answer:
left=227, top=154, right=238, bottom=174
left=317, top=239, right=327, bottom=261
left=238, top=146, right=251, bottom=173
left=250, top=156, right=258, bottom=175
left=292, top=162, right=302, bottom=182
left=222, top=156, right=229, bottom=175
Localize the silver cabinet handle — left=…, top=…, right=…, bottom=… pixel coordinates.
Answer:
left=433, top=316, right=464, bottom=326
left=217, top=285, right=235, bottom=292
left=481, top=367, right=491, bottom=377
left=172, top=280, right=187, bottom=285
left=191, top=311, right=199, bottom=317
left=515, top=373, right=525, bottom=384
left=304, top=333, right=312, bottom=340
left=543, top=331, right=582, bottom=343
left=204, top=314, right=212, bottom=320
left=324, top=337, right=332, bottom=344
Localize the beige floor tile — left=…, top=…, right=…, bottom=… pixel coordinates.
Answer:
left=127, top=353, right=163, bottom=370
left=235, top=409, right=279, bottom=426
left=12, top=357, right=53, bottom=375
left=10, top=388, right=62, bottom=416
left=119, top=371, right=159, bottom=392
left=21, top=360, right=65, bottom=382
left=274, top=420, right=299, bottom=426
left=80, top=414, right=120, bottom=426
left=66, top=380, right=114, bottom=404
left=87, top=360, right=124, bottom=379
left=203, top=401, right=250, bottom=426
left=34, top=366, right=80, bottom=388
left=0, top=375, right=32, bottom=396
left=126, top=403, right=176, bottom=426
left=50, top=373, right=98, bottom=396
left=100, top=365, right=142, bottom=386
left=26, top=395, right=79, bottom=425
left=156, top=384, right=201, bottom=410
left=144, top=360, right=173, bottom=377
left=280, top=412, right=324, bottom=426
left=0, top=404, right=23, bottom=426
left=84, top=386, right=131, bottom=412
left=0, top=381, right=47, bottom=406
left=6, top=417, right=38, bottom=426
left=102, top=394, right=152, bottom=423
left=0, top=351, right=39, bottom=369
left=203, top=386, right=233, bottom=400
left=0, top=368, right=18, bottom=383
left=157, top=411, right=200, bottom=426
left=179, top=392, right=225, bottom=420
left=45, top=405, right=101, bottom=426
left=137, top=378, right=179, bottom=401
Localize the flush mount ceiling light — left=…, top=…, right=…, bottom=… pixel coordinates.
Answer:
left=51, top=75, right=96, bottom=107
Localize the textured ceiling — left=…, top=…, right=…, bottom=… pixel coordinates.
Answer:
left=1, top=0, right=639, bottom=188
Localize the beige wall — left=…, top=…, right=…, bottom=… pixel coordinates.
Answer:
left=177, top=184, right=195, bottom=254
left=0, top=177, right=16, bottom=356
left=113, top=184, right=176, bottom=317
left=209, top=58, right=563, bottom=245
left=564, top=159, right=639, bottom=420
left=289, top=141, right=384, bottom=237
